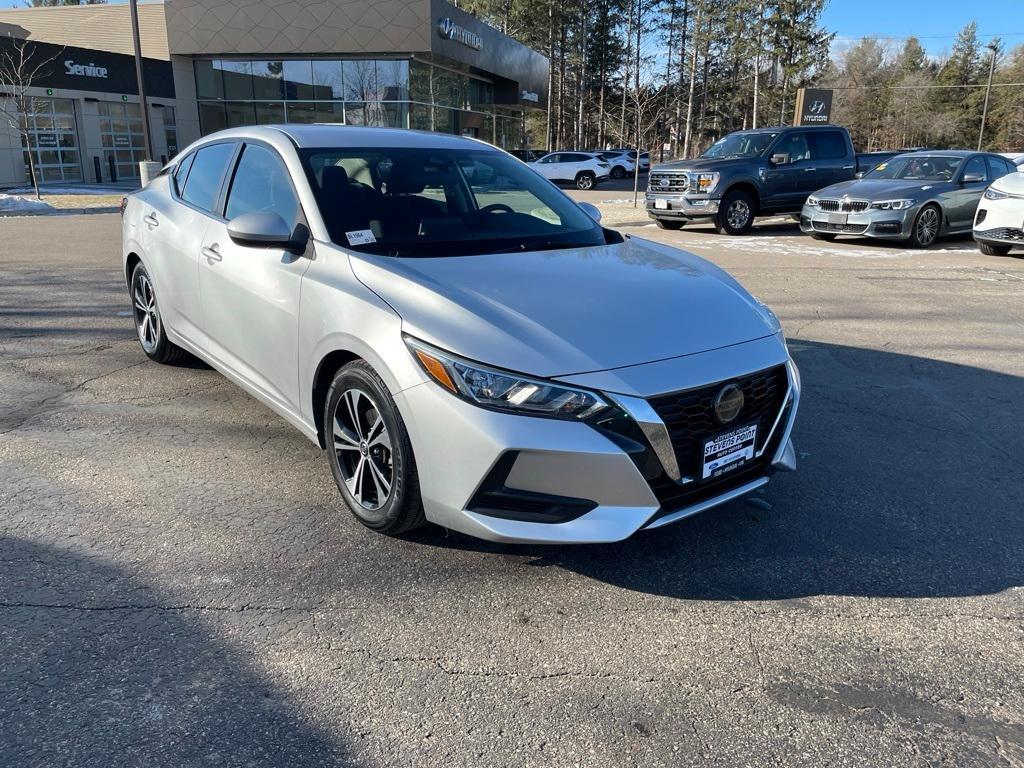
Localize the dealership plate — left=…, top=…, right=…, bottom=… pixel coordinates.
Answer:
left=827, top=212, right=847, bottom=225
left=702, top=423, right=757, bottom=480
left=654, top=198, right=669, bottom=210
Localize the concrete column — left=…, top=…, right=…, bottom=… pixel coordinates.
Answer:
left=138, top=161, right=161, bottom=187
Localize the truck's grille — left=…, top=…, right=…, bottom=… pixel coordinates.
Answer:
left=817, top=199, right=869, bottom=213
left=648, top=172, right=689, bottom=193
left=647, top=365, right=788, bottom=486
left=976, top=227, right=1024, bottom=242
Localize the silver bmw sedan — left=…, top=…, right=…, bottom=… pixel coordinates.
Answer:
left=122, top=125, right=800, bottom=544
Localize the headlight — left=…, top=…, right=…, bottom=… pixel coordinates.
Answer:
left=687, top=171, right=719, bottom=192
left=406, top=337, right=610, bottom=421
left=806, top=195, right=820, bottom=207
left=984, top=187, right=1009, bottom=200
left=870, top=199, right=915, bottom=210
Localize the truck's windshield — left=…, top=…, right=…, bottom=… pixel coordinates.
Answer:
left=701, top=131, right=780, bottom=159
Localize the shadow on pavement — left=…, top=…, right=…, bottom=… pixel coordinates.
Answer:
left=408, top=341, right=1024, bottom=602
left=0, top=537, right=350, bottom=767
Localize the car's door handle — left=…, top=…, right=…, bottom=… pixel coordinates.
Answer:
left=842, top=165, right=855, bottom=170
left=144, top=213, right=159, bottom=229
left=804, top=167, right=818, bottom=172
left=201, top=244, right=222, bottom=262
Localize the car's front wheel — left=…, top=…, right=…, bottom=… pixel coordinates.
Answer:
left=908, top=204, right=941, bottom=248
left=325, top=360, right=424, bottom=535
left=130, top=263, right=189, bottom=364
left=575, top=171, right=596, bottom=190
left=978, top=241, right=1011, bottom=256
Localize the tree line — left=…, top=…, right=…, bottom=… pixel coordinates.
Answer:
left=457, top=0, right=1023, bottom=156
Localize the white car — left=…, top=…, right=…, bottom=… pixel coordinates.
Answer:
left=999, top=153, right=1024, bottom=171
left=974, top=170, right=1024, bottom=256
left=532, top=152, right=610, bottom=190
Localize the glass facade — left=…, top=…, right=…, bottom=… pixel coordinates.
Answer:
left=195, top=58, right=523, bottom=149
left=20, top=97, right=81, bottom=183
left=98, top=101, right=147, bottom=181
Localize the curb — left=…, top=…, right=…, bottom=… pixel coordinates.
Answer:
left=0, top=206, right=120, bottom=218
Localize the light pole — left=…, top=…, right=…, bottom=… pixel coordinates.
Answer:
left=978, top=41, right=998, bottom=151
left=129, top=0, right=154, bottom=163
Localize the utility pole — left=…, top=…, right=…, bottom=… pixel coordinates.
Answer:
left=129, top=0, right=154, bottom=162
left=978, top=41, right=998, bottom=151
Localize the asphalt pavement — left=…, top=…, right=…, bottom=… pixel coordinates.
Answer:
left=1, top=212, right=1023, bottom=767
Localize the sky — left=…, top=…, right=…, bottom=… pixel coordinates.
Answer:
left=0, top=0, right=1020, bottom=59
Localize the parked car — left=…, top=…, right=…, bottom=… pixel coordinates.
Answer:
left=532, top=151, right=610, bottom=189
left=974, top=169, right=1024, bottom=256
left=999, top=152, right=1024, bottom=171
left=645, top=125, right=864, bottom=233
left=596, top=151, right=636, bottom=179
left=122, top=125, right=799, bottom=544
left=508, top=149, right=545, bottom=163
left=800, top=150, right=1019, bottom=247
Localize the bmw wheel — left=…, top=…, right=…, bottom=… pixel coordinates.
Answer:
left=130, top=263, right=189, bottom=364
left=908, top=204, right=940, bottom=248
left=325, top=360, right=424, bottom=535
left=714, top=189, right=755, bottom=235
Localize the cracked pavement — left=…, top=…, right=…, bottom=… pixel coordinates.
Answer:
left=1, top=213, right=1023, bottom=767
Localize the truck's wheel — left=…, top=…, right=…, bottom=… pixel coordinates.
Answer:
left=655, top=219, right=685, bottom=230
left=714, top=189, right=755, bottom=235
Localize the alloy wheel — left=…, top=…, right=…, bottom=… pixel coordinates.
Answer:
left=133, top=272, right=161, bottom=353
left=915, top=207, right=939, bottom=246
left=332, top=388, right=394, bottom=511
left=726, top=200, right=751, bottom=230
left=577, top=174, right=594, bottom=190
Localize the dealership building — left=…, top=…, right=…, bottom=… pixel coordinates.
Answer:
left=0, top=0, right=548, bottom=187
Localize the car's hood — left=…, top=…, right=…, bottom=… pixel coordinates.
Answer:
left=349, top=238, right=778, bottom=379
left=654, top=156, right=758, bottom=174
left=991, top=171, right=1024, bottom=195
left=815, top=178, right=950, bottom=200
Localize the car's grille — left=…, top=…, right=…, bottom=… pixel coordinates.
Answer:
left=647, top=365, right=788, bottom=486
left=976, top=227, right=1024, bottom=242
left=648, top=172, right=689, bottom=193
left=813, top=221, right=870, bottom=234
left=817, top=199, right=869, bottom=213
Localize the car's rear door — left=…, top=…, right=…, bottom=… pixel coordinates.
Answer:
left=949, top=155, right=989, bottom=230
left=145, top=142, right=236, bottom=347
left=198, top=141, right=311, bottom=413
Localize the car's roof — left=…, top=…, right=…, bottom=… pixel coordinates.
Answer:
left=197, top=124, right=505, bottom=151
left=897, top=150, right=984, bottom=158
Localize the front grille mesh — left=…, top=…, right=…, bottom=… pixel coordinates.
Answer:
left=647, top=365, right=788, bottom=484
left=976, top=227, right=1024, bottom=242
left=648, top=172, right=689, bottom=193
left=818, top=199, right=869, bottom=213
left=813, top=221, right=870, bottom=234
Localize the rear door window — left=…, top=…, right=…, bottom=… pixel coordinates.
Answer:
left=180, top=142, right=237, bottom=214
left=809, top=131, right=847, bottom=159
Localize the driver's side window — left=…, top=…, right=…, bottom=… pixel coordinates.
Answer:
left=539, top=154, right=559, bottom=164
left=962, top=156, right=988, bottom=183
left=225, top=144, right=300, bottom=227
left=776, top=133, right=810, bottom=162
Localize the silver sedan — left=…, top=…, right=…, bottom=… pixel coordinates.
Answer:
left=122, top=125, right=799, bottom=544
left=800, top=150, right=1019, bottom=247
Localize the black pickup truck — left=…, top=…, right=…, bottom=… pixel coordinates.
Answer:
left=645, top=125, right=896, bottom=234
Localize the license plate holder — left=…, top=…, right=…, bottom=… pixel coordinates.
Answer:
left=827, top=212, right=848, bottom=225
left=702, top=423, right=758, bottom=480
left=654, top=198, right=669, bottom=210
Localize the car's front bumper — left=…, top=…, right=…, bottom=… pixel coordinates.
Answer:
left=645, top=193, right=720, bottom=220
left=395, top=335, right=799, bottom=544
left=799, top=203, right=917, bottom=239
left=973, top=198, right=1024, bottom=248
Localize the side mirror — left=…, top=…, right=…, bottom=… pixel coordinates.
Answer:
left=578, top=201, right=602, bottom=223
left=227, top=211, right=307, bottom=254
left=961, top=172, right=985, bottom=184
left=770, top=153, right=790, bottom=166
left=855, top=171, right=865, bottom=179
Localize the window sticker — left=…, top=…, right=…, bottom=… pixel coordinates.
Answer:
left=345, top=229, right=377, bottom=246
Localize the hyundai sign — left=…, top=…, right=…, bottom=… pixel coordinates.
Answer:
left=795, top=88, right=833, bottom=125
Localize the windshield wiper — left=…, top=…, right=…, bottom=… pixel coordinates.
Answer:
left=487, top=241, right=584, bottom=254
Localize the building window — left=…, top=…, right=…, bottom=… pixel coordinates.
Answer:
left=98, top=101, right=146, bottom=181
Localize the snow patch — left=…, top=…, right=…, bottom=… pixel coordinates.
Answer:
left=0, top=193, right=53, bottom=213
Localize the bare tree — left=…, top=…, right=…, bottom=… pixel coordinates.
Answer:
left=0, top=37, right=63, bottom=199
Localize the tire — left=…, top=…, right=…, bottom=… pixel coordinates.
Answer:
left=907, top=204, right=941, bottom=248
left=611, top=165, right=626, bottom=179
left=325, top=360, right=425, bottom=535
left=575, top=171, right=596, bottom=190
left=978, top=241, right=1011, bottom=256
left=809, top=232, right=837, bottom=241
left=714, top=188, right=756, bottom=235
left=655, top=218, right=685, bottom=230
left=130, top=263, right=189, bottom=365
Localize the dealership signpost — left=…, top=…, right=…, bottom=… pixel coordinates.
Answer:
left=793, top=88, right=834, bottom=126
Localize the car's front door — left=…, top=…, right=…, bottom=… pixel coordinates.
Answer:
left=535, top=153, right=563, bottom=181
left=198, top=141, right=311, bottom=413
left=949, top=155, right=990, bottom=230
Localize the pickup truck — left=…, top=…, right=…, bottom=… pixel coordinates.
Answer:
left=646, top=125, right=889, bottom=235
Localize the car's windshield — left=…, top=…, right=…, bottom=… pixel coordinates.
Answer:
left=300, top=147, right=606, bottom=257
left=701, top=131, right=779, bottom=159
left=864, top=155, right=962, bottom=181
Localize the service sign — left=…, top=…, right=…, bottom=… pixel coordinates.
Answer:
left=795, top=88, right=834, bottom=125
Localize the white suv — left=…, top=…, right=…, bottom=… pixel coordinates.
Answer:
left=974, top=170, right=1024, bottom=256
left=532, top=152, right=610, bottom=190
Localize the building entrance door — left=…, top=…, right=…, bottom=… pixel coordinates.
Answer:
left=98, top=101, right=146, bottom=181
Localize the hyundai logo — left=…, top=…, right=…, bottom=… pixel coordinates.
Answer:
left=713, top=383, right=745, bottom=424
left=809, top=100, right=826, bottom=115
left=437, top=18, right=483, bottom=50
